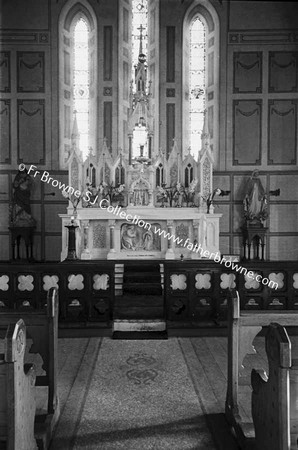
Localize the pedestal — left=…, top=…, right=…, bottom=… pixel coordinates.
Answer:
left=9, top=226, right=35, bottom=261
left=65, top=223, right=79, bottom=261
left=242, top=222, right=267, bottom=261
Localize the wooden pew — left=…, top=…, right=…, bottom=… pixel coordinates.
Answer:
left=225, top=288, right=298, bottom=449
left=251, top=322, right=298, bottom=450
left=0, top=287, right=59, bottom=449
left=0, top=319, right=37, bottom=450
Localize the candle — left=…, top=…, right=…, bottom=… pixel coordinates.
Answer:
left=102, top=152, right=105, bottom=183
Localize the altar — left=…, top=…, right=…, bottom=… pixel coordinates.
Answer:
left=60, top=207, right=221, bottom=261
left=59, top=31, right=223, bottom=261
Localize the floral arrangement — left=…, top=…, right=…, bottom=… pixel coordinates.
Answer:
left=62, top=189, right=82, bottom=214
left=200, top=188, right=230, bottom=213
left=82, top=181, right=126, bottom=207
left=156, top=179, right=198, bottom=207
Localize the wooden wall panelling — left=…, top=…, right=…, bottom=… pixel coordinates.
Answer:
left=268, top=99, right=297, bottom=165
left=17, top=99, right=45, bottom=164
left=233, top=100, right=262, bottom=165
left=17, top=51, right=45, bottom=93
left=233, top=52, right=262, bottom=93
left=104, top=26, right=113, bottom=81
left=0, top=100, right=11, bottom=164
left=166, top=26, right=175, bottom=82
left=269, top=51, right=298, bottom=93
left=0, top=51, right=10, bottom=92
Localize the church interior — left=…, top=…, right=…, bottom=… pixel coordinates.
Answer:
left=0, top=0, right=298, bottom=448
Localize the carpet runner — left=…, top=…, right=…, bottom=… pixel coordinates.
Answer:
left=51, top=338, right=217, bottom=449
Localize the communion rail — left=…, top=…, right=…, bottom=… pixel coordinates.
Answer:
left=0, top=260, right=297, bottom=330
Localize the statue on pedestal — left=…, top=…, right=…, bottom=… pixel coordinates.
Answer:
left=11, top=169, right=36, bottom=227
left=243, top=170, right=268, bottom=224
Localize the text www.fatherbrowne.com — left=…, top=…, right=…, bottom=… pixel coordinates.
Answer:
left=23, top=164, right=279, bottom=290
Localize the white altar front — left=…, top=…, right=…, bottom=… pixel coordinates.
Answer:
left=60, top=206, right=221, bottom=261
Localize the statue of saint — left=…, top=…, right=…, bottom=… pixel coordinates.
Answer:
left=11, top=169, right=36, bottom=227
left=243, top=170, right=268, bottom=223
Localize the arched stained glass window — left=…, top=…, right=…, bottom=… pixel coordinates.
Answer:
left=73, top=18, right=90, bottom=159
left=189, top=17, right=206, bottom=154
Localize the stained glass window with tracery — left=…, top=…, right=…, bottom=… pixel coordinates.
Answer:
left=73, top=18, right=90, bottom=160
left=189, top=16, right=206, bottom=154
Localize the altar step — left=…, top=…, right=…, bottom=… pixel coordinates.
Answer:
left=122, top=263, right=163, bottom=296
left=112, top=319, right=167, bottom=340
left=113, top=295, right=164, bottom=320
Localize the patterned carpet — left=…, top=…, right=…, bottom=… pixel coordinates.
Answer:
left=50, top=338, right=218, bottom=450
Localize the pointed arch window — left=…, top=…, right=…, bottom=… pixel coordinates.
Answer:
left=189, top=17, right=206, bottom=153
left=59, top=3, right=97, bottom=167
left=73, top=18, right=90, bottom=159
left=183, top=4, right=219, bottom=161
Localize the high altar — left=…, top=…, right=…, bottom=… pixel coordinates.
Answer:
left=59, top=34, right=222, bottom=261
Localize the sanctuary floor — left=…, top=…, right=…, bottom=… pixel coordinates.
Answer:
left=48, top=336, right=260, bottom=450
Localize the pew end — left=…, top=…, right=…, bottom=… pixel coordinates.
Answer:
left=0, top=287, right=60, bottom=449
left=251, top=323, right=293, bottom=450
left=0, top=320, right=38, bottom=450
left=225, top=288, right=298, bottom=449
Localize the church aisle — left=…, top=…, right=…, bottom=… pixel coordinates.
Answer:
left=52, top=338, right=218, bottom=450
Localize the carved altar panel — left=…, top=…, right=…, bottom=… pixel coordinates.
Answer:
left=93, top=222, right=107, bottom=249
left=175, top=223, right=189, bottom=248
left=121, top=223, right=161, bottom=251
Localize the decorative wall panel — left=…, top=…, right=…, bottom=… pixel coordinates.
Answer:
left=166, top=104, right=175, bottom=157
left=233, top=52, right=262, bottom=93
left=64, top=51, right=70, bottom=85
left=270, top=204, right=298, bottom=233
left=123, top=61, right=129, bottom=100
left=0, top=51, right=10, bottom=92
left=104, top=26, right=113, bottom=81
left=269, top=52, right=298, bottom=93
left=17, top=99, right=45, bottom=164
left=166, top=27, right=175, bottom=82
left=104, top=102, right=112, bottom=151
left=208, top=52, right=214, bottom=87
left=233, top=100, right=262, bottom=165
left=123, top=8, right=129, bottom=43
left=0, top=100, right=11, bottom=163
left=64, top=105, right=70, bottom=138
left=17, top=52, right=45, bottom=92
left=268, top=100, right=297, bottom=165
